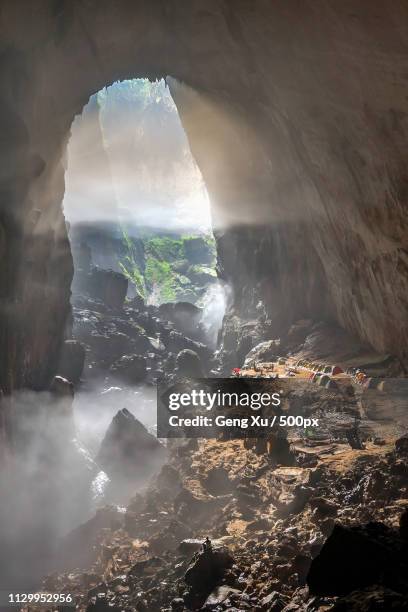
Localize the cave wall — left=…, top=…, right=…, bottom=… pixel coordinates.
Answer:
left=1, top=0, right=408, bottom=392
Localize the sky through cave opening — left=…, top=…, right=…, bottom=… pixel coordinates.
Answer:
left=63, top=77, right=222, bottom=310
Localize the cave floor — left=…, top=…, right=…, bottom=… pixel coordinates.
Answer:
left=43, top=355, right=407, bottom=611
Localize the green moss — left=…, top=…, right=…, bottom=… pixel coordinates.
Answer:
left=145, top=257, right=177, bottom=302
left=188, top=264, right=217, bottom=277
left=145, top=237, right=184, bottom=261
left=119, top=226, right=217, bottom=305
left=118, top=229, right=146, bottom=299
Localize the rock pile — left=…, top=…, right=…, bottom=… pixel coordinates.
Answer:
left=45, top=430, right=408, bottom=611
left=69, top=267, right=212, bottom=387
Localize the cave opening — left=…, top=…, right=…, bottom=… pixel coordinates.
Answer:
left=63, top=77, right=224, bottom=314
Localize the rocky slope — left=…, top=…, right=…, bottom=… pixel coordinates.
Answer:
left=45, top=413, right=408, bottom=611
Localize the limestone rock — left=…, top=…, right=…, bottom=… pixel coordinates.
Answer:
left=57, top=339, right=85, bottom=384
left=96, top=408, right=167, bottom=481
left=175, top=349, right=204, bottom=378
left=109, top=354, right=147, bottom=383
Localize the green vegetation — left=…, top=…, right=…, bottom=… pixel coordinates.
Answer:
left=145, top=257, right=177, bottom=302
left=145, top=237, right=184, bottom=262
left=119, top=227, right=217, bottom=305
left=118, top=229, right=146, bottom=299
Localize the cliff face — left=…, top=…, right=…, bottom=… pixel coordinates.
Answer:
left=1, top=0, right=408, bottom=392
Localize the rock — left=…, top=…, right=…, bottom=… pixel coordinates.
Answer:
left=184, top=545, right=235, bottom=594
left=243, top=340, right=279, bottom=368
left=156, top=464, right=183, bottom=493
left=148, top=520, right=192, bottom=554
left=61, top=506, right=124, bottom=570
left=128, top=556, right=163, bottom=577
left=57, top=339, right=86, bottom=384
left=127, top=294, right=145, bottom=310
left=261, top=591, right=288, bottom=610
left=88, top=267, right=128, bottom=309
left=170, top=597, right=185, bottom=611
left=159, top=301, right=203, bottom=339
left=96, top=408, right=167, bottom=481
left=320, top=517, right=336, bottom=536
left=174, top=488, right=221, bottom=524
left=309, top=497, right=338, bottom=518
left=178, top=539, right=205, bottom=556
left=86, top=596, right=122, bottom=612
left=109, top=354, right=147, bottom=383
left=50, top=374, right=74, bottom=398
left=395, top=435, right=408, bottom=455
left=330, top=586, right=408, bottom=611
left=246, top=517, right=273, bottom=532
left=172, top=259, right=190, bottom=274
left=167, top=331, right=211, bottom=364
left=307, top=521, right=408, bottom=597
left=203, top=585, right=241, bottom=608
left=175, top=349, right=204, bottom=377
left=399, top=508, right=408, bottom=540
left=204, top=466, right=234, bottom=495
left=292, top=554, right=312, bottom=584
left=85, top=330, right=133, bottom=364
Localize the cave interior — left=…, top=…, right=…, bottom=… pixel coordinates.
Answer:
left=0, top=2, right=408, bottom=611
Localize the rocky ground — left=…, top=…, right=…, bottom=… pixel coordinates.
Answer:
left=44, top=431, right=408, bottom=611
left=18, top=263, right=404, bottom=612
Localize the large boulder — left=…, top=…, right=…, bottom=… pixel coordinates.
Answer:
left=395, top=435, right=408, bottom=456
left=159, top=301, right=203, bottom=339
left=88, top=267, right=128, bottom=309
left=243, top=339, right=279, bottom=368
left=166, top=330, right=211, bottom=364
left=175, top=349, right=204, bottom=378
left=184, top=543, right=235, bottom=594
left=50, top=374, right=74, bottom=399
left=109, top=354, right=147, bottom=383
left=96, top=408, right=167, bottom=482
left=307, top=520, right=408, bottom=597
left=84, top=331, right=133, bottom=367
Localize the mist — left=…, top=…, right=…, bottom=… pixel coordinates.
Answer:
left=72, top=381, right=158, bottom=454
left=0, top=383, right=162, bottom=589
left=199, top=282, right=230, bottom=348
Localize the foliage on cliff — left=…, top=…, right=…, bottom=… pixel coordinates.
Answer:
left=119, top=229, right=216, bottom=304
